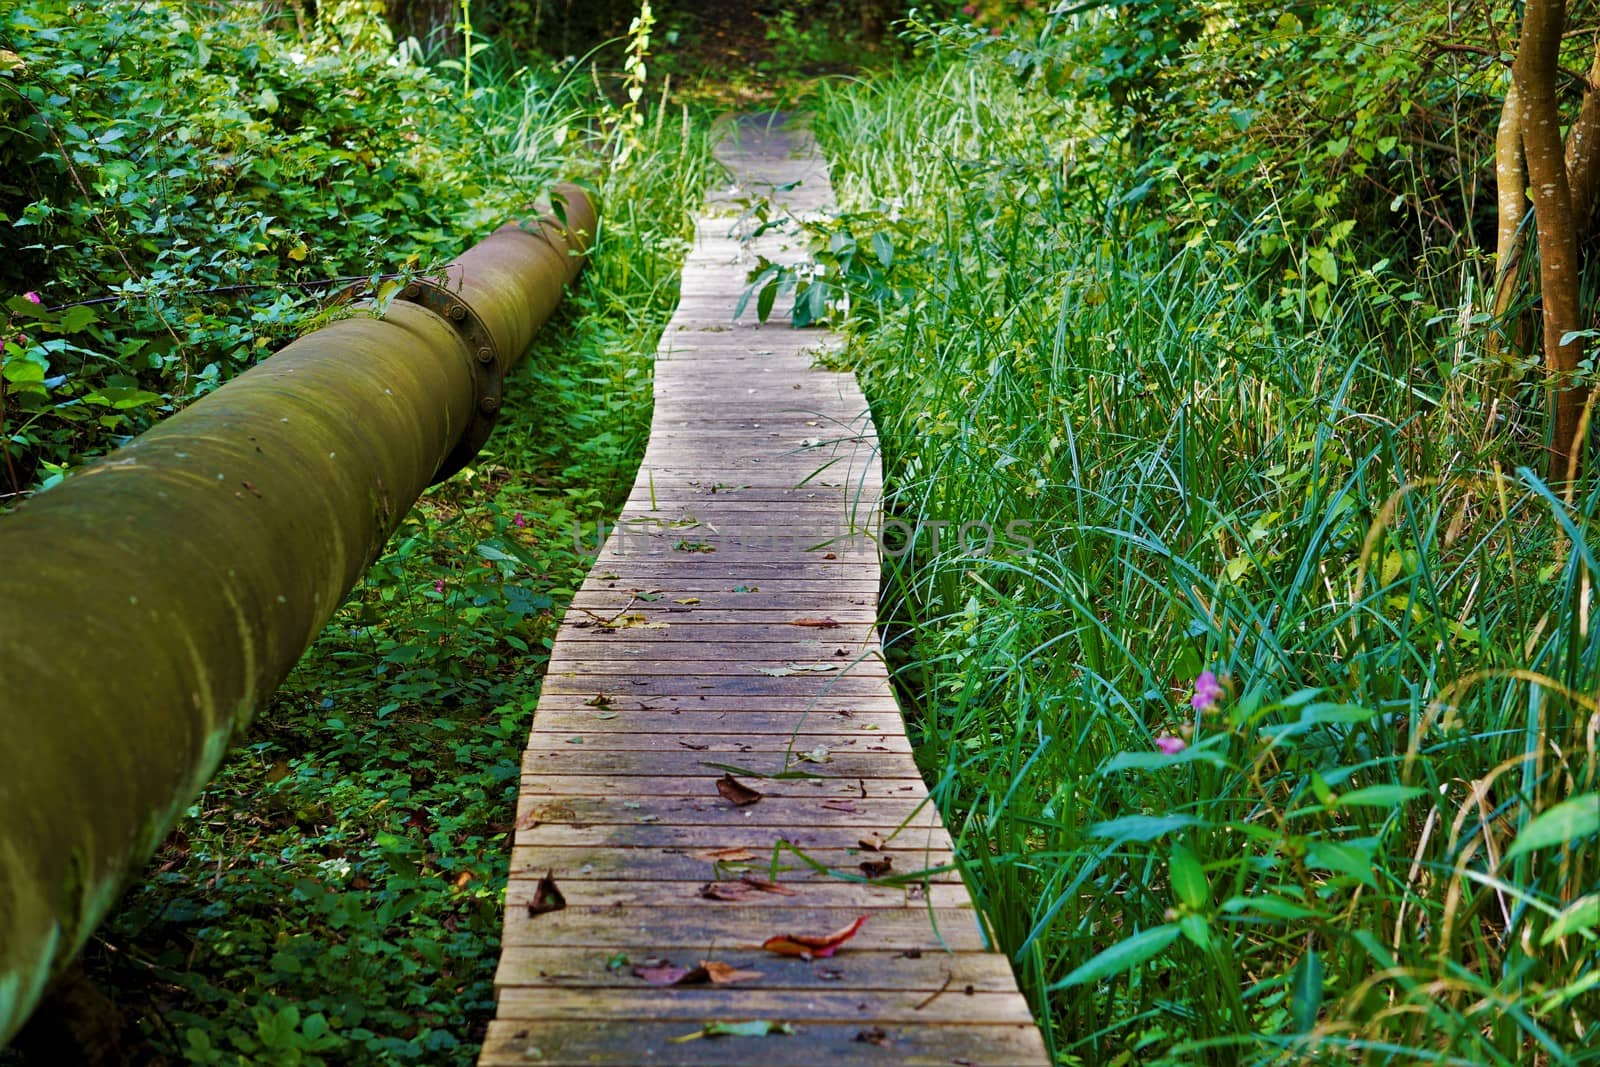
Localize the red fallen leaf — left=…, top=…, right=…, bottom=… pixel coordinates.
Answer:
left=716, top=773, right=763, bottom=807
left=633, top=959, right=763, bottom=987
left=762, top=915, right=868, bottom=959
left=632, top=960, right=692, bottom=985
left=513, top=809, right=542, bottom=831
left=527, top=870, right=566, bottom=917
left=791, top=617, right=842, bottom=628
left=820, top=799, right=859, bottom=813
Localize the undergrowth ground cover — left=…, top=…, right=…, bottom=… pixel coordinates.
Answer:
left=792, top=11, right=1599, bottom=1066
left=3, top=1, right=709, bottom=1062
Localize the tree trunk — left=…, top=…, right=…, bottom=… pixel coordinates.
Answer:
left=1514, top=0, right=1588, bottom=480
left=1565, top=41, right=1600, bottom=245
left=1491, top=77, right=1532, bottom=365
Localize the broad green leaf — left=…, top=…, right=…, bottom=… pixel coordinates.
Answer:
left=1336, top=784, right=1425, bottom=809
left=1220, top=893, right=1321, bottom=922
left=1289, top=949, right=1324, bottom=1033
left=1178, top=912, right=1212, bottom=950
left=1540, top=894, right=1599, bottom=946
left=1506, top=794, right=1600, bottom=861
left=871, top=230, right=894, bottom=268
left=1088, top=814, right=1202, bottom=843
left=1047, top=924, right=1180, bottom=990
left=1305, top=840, right=1377, bottom=889
left=1169, top=843, right=1209, bottom=910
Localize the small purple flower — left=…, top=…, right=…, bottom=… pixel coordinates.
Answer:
left=1191, top=670, right=1224, bottom=714
left=512, top=512, right=527, bottom=528
left=433, top=578, right=446, bottom=593
left=22, top=291, right=40, bottom=304
left=1154, top=735, right=1187, bottom=755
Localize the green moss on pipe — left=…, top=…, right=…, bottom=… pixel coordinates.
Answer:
left=0, top=189, right=594, bottom=1046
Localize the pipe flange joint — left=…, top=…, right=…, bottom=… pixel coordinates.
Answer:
left=397, top=280, right=504, bottom=484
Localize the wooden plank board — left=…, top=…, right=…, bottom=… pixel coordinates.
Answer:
left=479, top=112, right=1044, bottom=1067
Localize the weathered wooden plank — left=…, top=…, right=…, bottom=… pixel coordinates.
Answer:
left=501, top=906, right=992, bottom=951
left=502, top=878, right=971, bottom=912
left=480, top=1021, right=1050, bottom=1067
left=517, top=772, right=922, bottom=798
left=519, top=747, right=927, bottom=780
left=508, top=847, right=963, bottom=883
left=512, top=823, right=955, bottom=855
left=493, top=945, right=1018, bottom=992
left=512, top=794, right=942, bottom=830
left=493, top=988, right=1035, bottom=1026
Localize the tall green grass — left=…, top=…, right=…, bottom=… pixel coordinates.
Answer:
left=811, top=42, right=1597, bottom=1067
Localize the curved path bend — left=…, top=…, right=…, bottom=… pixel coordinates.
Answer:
left=478, top=114, right=1048, bottom=1067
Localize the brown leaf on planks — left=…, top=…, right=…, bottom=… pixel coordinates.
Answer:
left=632, top=959, right=764, bottom=987
left=859, top=832, right=886, bottom=851
left=699, top=877, right=797, bottom=901
left=527, top=870, right=566, bottom=917
left=739, top=875, right=799, bottom=896
left=762, top=915, right=868, bottom=960
left=791, top=616, right=842, bottom=628
left=859, top=856, right=894, bottom=879
left=716, top=773, right=763, bottom=807
left=820, top=799, right=859, bottom=813
left=686, top=846, right=757, bottom=863
left=854, top=1026, right=891, bottom=1047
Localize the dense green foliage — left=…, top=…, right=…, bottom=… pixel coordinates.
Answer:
left=3, top=1, right=707, bottom=1061
left=799, top=8, right=1599, bottom=1064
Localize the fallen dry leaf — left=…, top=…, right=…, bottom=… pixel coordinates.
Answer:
left=527, top=870, right=566, bottom=917
left=798, top=745, right=832, bottom=764
left=858, top=832, right=887, bottom=851
left=632, top=960, right=691, bottom=985
left=855, top=1027, right=891, bottom=1047
left=687, top=846, right=757, bottom=863
left=678, top=740, right=709, bottom=750
left=859, top=857, right=894, bottom=879
left=699, top=881, right=758, bottom=902
left=513, top=809, right=542, bottom=831
left=673, top=597, right=702, bottom=605
left=791, top=617, right=842, bottom=628
left=697, top=960, right=764, bottom=985
left=670, top=1020, right=794, bottom=1043
left=716, top=773, right=763, bottom=807
left=584, top=693, right=613, bottom=707
left=632, top=956, right=764, bottom=987
left=740, top=875, right=799, bottom=896
left=762, top=915, right=868, bottom=960
left=820, top=799, right=859, bottom=813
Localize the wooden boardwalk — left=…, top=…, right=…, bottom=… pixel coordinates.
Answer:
left=479, top=114, right=1048, bottom=1066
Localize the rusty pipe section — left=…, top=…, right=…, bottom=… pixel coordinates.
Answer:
left=0, top=186, right=596, bottom=1046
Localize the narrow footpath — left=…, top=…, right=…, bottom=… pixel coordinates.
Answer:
left=477, top=114, right=1048, bottom=1066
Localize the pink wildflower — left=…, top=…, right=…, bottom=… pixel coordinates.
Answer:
left=961, top=3, right=976, bottom=14
left=1191, top=670, right=1223, bottom=713
left=433, top=579, right=446, bottom=593
left=1155, top=735, right=1187, bottom=755
left=512, top=512, right=527, bottom=528
left=22, top=291, right=40, bottom=304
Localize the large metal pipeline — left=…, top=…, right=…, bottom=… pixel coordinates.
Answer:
left=0, top=186, right=596, bottom=1045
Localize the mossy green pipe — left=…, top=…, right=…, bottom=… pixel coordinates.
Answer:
left=0, top=186, right=595, bottom=1046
